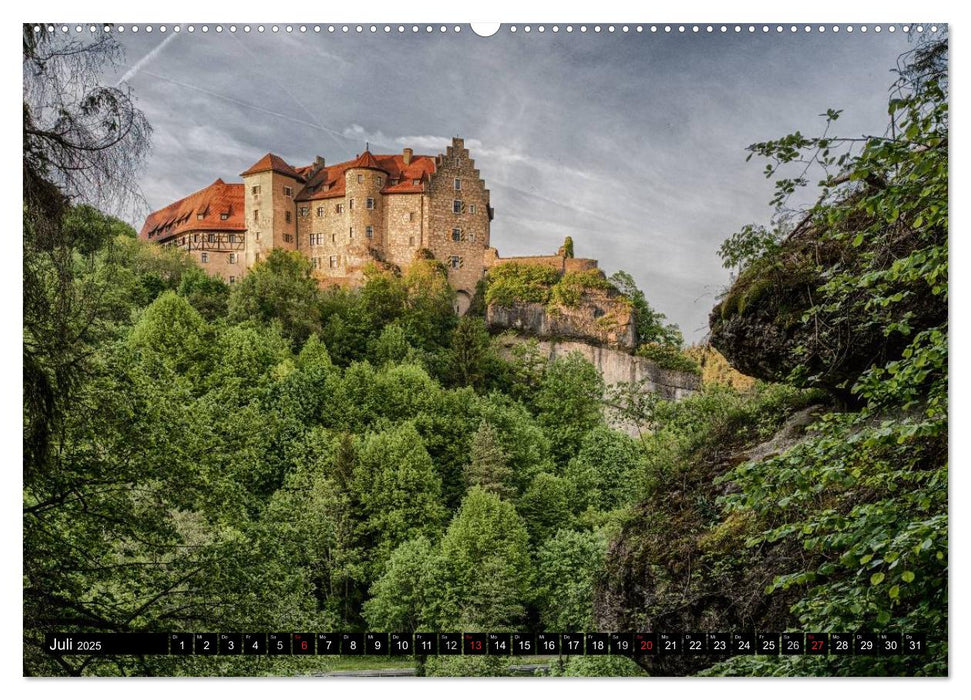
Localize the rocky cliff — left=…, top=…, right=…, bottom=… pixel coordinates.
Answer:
left=496, top=335, right=699, bottom=400
left=496, top=335, right=701, bottom=436
left=485, top=290, right=637, bottom=352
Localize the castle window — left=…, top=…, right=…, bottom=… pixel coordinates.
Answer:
left=408, top=212, right=415, bottom=222
left=391, top=178, right=399, bottom=186
left=331, top=233, right=337, bottom=243
left=409, top=236, right=415, bottom=246
left=285, top=211, right=292, bottom=224
left=201, top=252, right=209, bottom=263
left=366, top=225, right=373, bottom=239
left=452, top=228, right=462, bottom=242
left=317, top=206, right=324, bottom=217
left=366, top=197, right=375, bottom=210
left=284, top=234, right=294, bottom=243
left=220, top=212, right=229, bottom=220
left=449, top=255, right=461, bottom=269
left=329, top=255, right=338, bottom=269
left=336, top=203, right=344, bottom=214
left=229, top=233, right=236, bottom=244
left=255, top=232, right=260, bottom=240
left=412, top=179, right=420, bottom=186
left=255, top=252, right=260, bottom=263
left=454, top=178, right=461, bottom=190
left=253, top=209, right=259, bottom=221
left=469, top=231, right=477, bottom=242
left=469, top=204, right=477, bottom=214
left=349, top=199, right=354, bottom=210
left=251, top=185, right=261, bottom=195
left=208, top=233, right=215, bottom=243
left=453, top=200, right=463, bottom=214
left=299, top=206, right=309, bottom=217
left=357, top=174, right=363, bottom=183
left=349, top=227, right=354, bottom=239
left=197, top=213, right=205, bottom=220
left=229, top=253, right=237, bottom=264
left=229, top=275, right=236, bottom=284
left=284, top=186, right=293, bottom=197
left=375, top=176, right=383, bottom=186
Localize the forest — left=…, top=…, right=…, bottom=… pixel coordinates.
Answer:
left=22, top=27, right=947, bottom=677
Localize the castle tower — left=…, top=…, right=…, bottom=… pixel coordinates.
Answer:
left=240, top=153, right=304, bottom=269
left=344, top=150, right=388, bottom=258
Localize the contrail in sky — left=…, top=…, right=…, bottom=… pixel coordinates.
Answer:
left=116, top=29, right=181, bottom=86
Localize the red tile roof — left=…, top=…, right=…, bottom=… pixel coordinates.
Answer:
left=296, top=151, right=436, bottom=201
left=240, top=152, right=304, bottom=179
left=139, top=178, right=245, bottom=241
left=142, top=150, right=440, bottom=240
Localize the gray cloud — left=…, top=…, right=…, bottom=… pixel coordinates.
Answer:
left=105, top=27, right=912, bottom=341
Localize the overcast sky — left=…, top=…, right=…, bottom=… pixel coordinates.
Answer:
left=104, top=25, right=914, bottom=341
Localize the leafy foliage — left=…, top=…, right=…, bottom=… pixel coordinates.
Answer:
left=603, top=33, right=947, bottom=677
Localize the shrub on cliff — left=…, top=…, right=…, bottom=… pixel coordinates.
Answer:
left=485, top=262, right=561, bottom=306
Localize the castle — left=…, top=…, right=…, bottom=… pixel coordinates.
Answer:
left=140, top=137, right=597, bottom=313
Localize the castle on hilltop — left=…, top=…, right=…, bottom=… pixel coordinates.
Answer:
left=140, top=137, right=597, bottom=313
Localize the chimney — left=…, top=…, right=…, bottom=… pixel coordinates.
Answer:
left=403, top=147, right=413, bottom=165
left=315, top=155, right=325, bottom=169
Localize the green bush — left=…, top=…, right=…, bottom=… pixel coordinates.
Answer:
left=548, top=269, right=610, bottom=308
left=484, top=262, right=560, bottom=307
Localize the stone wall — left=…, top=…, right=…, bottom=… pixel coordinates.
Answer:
left=483, top=249, right=599, bottom=274
left=383, top=193, right=426, bottom=270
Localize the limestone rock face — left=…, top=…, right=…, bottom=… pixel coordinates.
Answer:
left=497, top=336, right=698, bottom=399
left=485, top=290, right=637, bottom=352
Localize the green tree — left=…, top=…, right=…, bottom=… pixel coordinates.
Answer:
left=296, top=333, right=332, bottom=371
left=535, top=352, right=605, bottom=466
left=177, top=266, right=230, bottom=321
left=127, top=290, right=210, bottom=380
left=518, top=472, right=575, bottom=543
left=464, top=420, right=516, bottom=500
left=368, top=322, right=414, bottom=366
left=447, top=316, right=496, bottom=390
left=428, top=487, right=532, bottom=630
left=362, top=537, right=437, bottom=632
left=352, top=422, right=447, bottom=574
left=564, top=426, right=643, bottom=512
left=535, top=529, right=608, bottom=631
left=228, top=249, right=322, bottom=345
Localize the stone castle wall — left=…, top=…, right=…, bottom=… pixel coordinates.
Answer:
left=484, top=248, right=599, bottom=275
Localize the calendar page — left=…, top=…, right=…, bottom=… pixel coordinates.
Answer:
left=21, top=14, right=948, bottom=682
